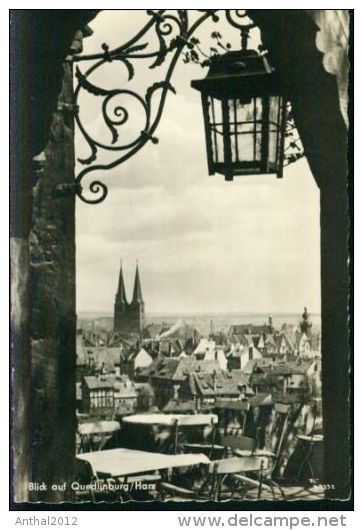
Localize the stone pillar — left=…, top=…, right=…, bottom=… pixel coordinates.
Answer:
left=247, top=9, right=351, bottom=500
left=10, top=11, right=99, bottom=505
left=29, top=58, right=77, bottom=502
left=11, top=237, right=31, bottom=502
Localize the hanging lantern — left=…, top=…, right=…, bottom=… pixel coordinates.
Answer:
left=191, top=50, right=287, bottom=181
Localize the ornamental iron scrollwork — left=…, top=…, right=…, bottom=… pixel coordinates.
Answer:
left=73, top=9, right=304, bottom=204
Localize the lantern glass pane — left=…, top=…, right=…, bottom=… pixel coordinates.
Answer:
left=268, top=96, right=283, bottom=169
left=227, top=97, right=264, bottom=173
left=204, top=93, right=285, bottom=178
left=206, top=97, right=223, bottom=164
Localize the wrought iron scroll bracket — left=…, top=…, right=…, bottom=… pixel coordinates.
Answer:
left=73, top=9, right=303, bottom=205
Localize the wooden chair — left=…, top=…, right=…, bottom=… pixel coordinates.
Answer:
left=182, top=401, right=250, bottom=460
left=117, top=472, right=162, bottom=501
left=207, top=454, right=271, bottom=501
left=182, top=416, right=225, bottom=460
left=209, top=435, right=285, bottom=500
left=215, top=400, right=250, bottom=437
left=77, top=421, right=120, bottom=454
left=74, top=459, right=112, bottom=502
left=270, top=403, right=291, bottom=478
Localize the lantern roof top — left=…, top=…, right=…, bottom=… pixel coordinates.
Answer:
left=191, top=49, right=281, bottom=100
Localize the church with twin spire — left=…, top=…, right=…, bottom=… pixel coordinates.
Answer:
left=114, top=261, right=145, bottom=334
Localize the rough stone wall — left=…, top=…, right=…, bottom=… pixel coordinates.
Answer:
left=28, top=59, right=77, bottom=502
left=247, top=9, right=351, bottom=499
left=306, top=10, right=349, bottom=127
left=10, top=9, right=351, bottom=503
left=10, top=10, right=99, bottom=504
left=10, top=238, right=31, bottom=502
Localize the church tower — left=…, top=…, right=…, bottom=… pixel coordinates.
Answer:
left=128, top=262, right=145, bottom=333
left=300, top=307, right=313, bottom=334
left=114, top=260, right=128, bottom=333
left=113, top=260, right=145, bottom=334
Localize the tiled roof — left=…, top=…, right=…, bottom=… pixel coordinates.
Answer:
left=114, top=379, right=138, bottom=399
left=97, top=348, right=122, bottom=369
left=173, top=358, right=221, bottom=381
left=83, top=374, right=137, bottom=397
left=142, top=323, right=166, bottom=340
left=272, top=391, right=306, bottom=404
left=139, top=357, right=179, bottom=379
left=295, top=330, right=304, bottom=345
left=241, top=359, right=259, bottom=374
left=77, top=341, right=122, bottom=369
left=189, top=371, right=241, bottom=397
left=139, top=357, right=222, bottom=382
left=250, top=372, right=283, bottom=386
left=120, top=346, right=151, bottom=363
left=229, top=324, right=273, bottom=336
left=269, top=360, right=313, bottom=375
left=232, top=344, right=260, bottom=358
left=83, top=375, right=115, bottom=390
left=210, top=332, right=229, bottom=346
left=248, top=393, right=273, bottom=407
left=264, top=333, right=276, bottom=347
left=309, top=332, right=321, bottom=351
left=249, top=359, right=314, bottom=380
left=229, top=370, right=251, bottom=387
left=283, top=330, right=298, bottom=349
left=163, top=399, right=196, bottom=413
left=107, top=335, right=125, bottom=348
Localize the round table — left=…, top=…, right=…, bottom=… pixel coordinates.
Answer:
left=123, top=413, right=218, bottom=453
left=294, top=434, right=324, bottom=481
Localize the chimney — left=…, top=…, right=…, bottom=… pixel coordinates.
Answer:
left=173, top=384, right=180, bottom=400
left=212, top=370, right=217, bottom=391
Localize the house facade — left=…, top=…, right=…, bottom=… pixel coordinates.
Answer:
left=81, top=374, right=138, bottom=418
left=139, top=357, right=222, bottom=409
left=120, top=347, right=153, bottom=379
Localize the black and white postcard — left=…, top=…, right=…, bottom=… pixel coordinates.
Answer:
left=10, top=9, right=352, bottom=509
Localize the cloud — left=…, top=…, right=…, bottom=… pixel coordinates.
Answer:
left=75, top=12, right=321, bottom=315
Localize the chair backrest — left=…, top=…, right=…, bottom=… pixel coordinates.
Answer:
left=272, top=403, right=291, bottom=457
left=220, top=435, right=256, bottom=452
left=274, top=403, right=290, bottom=415
left=210, top=456, right=268, bottom=475
left=176, top=414, right=218, bottom=427
left=75, top=458, right=95, bottom=484
left=214, top=400, right=250, bottom=412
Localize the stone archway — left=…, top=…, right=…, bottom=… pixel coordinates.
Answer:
left=10, top=9, right=351, bottom=503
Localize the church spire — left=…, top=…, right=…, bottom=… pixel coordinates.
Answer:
left=131, top=261, right=144, bottom=304
left=116, top=259, right=128, bottom=304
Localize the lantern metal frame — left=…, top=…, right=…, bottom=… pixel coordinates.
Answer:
left=73, top=9, right=304, bottom=204
left=191, top=49, right=288, bottom=180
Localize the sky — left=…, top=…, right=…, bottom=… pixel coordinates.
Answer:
left=75, top=10, right=321, bottom=315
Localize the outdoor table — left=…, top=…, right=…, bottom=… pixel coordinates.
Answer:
left=233, top=449, right=276, bottom=458
left=77, top=420, right=120, bottom=453
left=295, top=434, right=324, bottom=481
left=77, top=447, right=210, bottom=478
left=123, top=413, right=218, bottom=453
left=123, top=413, right=218, bottom=427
